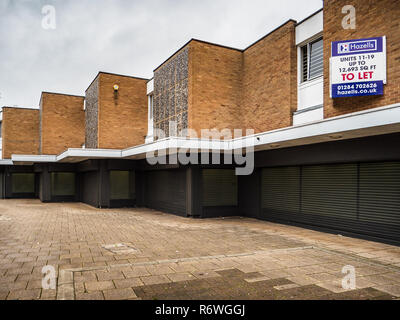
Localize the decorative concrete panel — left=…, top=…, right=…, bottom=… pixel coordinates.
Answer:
left=154, top=47, right=189, bottom=139
left=85, top=77, right=99, bottom=149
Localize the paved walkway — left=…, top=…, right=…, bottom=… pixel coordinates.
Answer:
left=1, top=200, right=400, bottom=300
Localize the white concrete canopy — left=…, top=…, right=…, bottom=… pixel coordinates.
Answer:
left=6, top=103, right=400, bottom=165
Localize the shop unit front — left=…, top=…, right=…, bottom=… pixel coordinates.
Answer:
left=144, top=169, right=187, bottom=216
left=260, top=161, right=400, bottom=243
left=3, top=166, right=37, bottom=199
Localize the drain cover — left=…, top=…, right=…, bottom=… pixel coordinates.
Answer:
left=102, top=243, right=139, bottom=255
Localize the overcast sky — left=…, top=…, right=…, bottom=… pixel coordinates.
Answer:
left=0, top=0, right=322, bottom=109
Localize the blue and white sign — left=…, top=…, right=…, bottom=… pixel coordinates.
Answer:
left=330, top=37, right=386, bottom=98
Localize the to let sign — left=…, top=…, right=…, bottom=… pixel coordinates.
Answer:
left=330, top=37, right=387, bottom=98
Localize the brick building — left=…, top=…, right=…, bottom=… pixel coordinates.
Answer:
left=1, top=0, right=400, bottom=244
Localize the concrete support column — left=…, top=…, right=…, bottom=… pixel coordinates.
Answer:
left=186, top=166, right=202, bottom=217
left=39, top=164, right=51, bottom=202
left=135, top=170, right=146, bottom=207
left=238, top=168, right=261, bottom=219
left=98, top=160, right=110, bottom=208
left=0, top=172, right=4, bottom=199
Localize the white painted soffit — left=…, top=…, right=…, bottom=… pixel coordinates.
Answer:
left=10, top=149, right=122, bottom=165
left=57, top=149, right=123, bottom=163
left=7, top=103, right=400, bottom=164
left=233, top=103, right=400, bottom=151
left=12, top=155, right=57, bottom=163
left=0, top=159, right=13, bottom=165
left=124, top=103, right=400, bottom=158
left=121, top=138, right=231, bottom=159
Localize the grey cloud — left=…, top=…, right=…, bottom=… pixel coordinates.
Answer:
left=0, top=0, right=322, bottom=108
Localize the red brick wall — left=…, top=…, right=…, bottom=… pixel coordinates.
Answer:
left=2, top=108, right=40, bottom=159
left=40, top=93, right=85, bottom=155
left=189, top=41, right=244, bottom=137
left=97, top=73, right=148, bottom=149
left=242, top=21, right=297, bottom=134
left=187, top=21, right=297, bottom=137
left=324, top=0, right=400, bottom=118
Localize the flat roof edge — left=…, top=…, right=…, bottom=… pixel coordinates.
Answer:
left=154, top=19, right=298, bottom=72
left=1, top=106, right=39, bottom=111
left=85, top=72, right=149, bottom=92
left=153, top=39, right=192, bottom=72
left=41, top=92, right=85, bottom=99
left=0, top=160, right=13, bottom=165
left=244, top=19, right=297, bottom=51
left=8, top=104, right=400, bottom=165
left=98, top=71, right=149, bottom=81
left=296, top=8, right=323, bottom=27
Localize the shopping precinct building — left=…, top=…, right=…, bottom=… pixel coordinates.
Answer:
left=1, top=0, right=400, bottom=243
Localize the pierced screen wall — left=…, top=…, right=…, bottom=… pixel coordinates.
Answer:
left=153, top=47, right=189, bottom=138
left=85, top=77, right=99, bottom=148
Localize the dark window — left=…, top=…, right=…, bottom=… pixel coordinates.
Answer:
left=202, top=169, right=238, bottom=207
left=301, top=38, right=323, bottom=82
left=51, top=172, right=76, bottom=196
left=110, top=171, right=135, bottom=200
left=12, top=173, right=35, bottom=194
left=301, top=45, right=309, bottom=82
left=309, top=38, right=324, bottom=79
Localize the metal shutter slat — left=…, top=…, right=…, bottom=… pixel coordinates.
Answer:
left=145, top=170, right=186, bottom=216
left=359, top=162, right=400, bottom=228
left=261, top=167, right=300, bottom=215
left=259, top=162, right=400, bottom=242
left=202, top=169, right=238, bottom=207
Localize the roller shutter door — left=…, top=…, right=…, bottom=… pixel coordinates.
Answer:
left=202, top=169, right=238, bottom=207
left=358, top=162, right=400, bottom=241
left=261, top=162, right=400, bottom=242
left=145, top=170, right=186, bottom=216
left=82, top=171, right=99, bottom=207
left=0, top=172, right=3, bottom=198
left=300, top=164, right=359, bottom=231
left=261, top=167, right=300, bottom=220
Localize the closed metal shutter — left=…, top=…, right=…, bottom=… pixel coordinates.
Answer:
left=82, top=171, right=99, bottom=207
left=260, top=162, right=400, bottom=243
left=145, top=170, right=186, bottom=216
left=0, top=172, right=3, bottom=198
left=298, top=164, right=359, bottom=232
left=302, top=164, right=358, bottom=219
left=202, top=169, right=238, bottom=207
left=359, top=162, right=400, bottom=240
left=261, top=167, right=300, bottom=219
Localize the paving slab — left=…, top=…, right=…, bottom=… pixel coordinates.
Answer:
left=0, top=200, right=399, bottom=300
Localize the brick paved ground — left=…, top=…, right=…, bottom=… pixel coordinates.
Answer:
left=1, top=200, right=400, bottom=300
